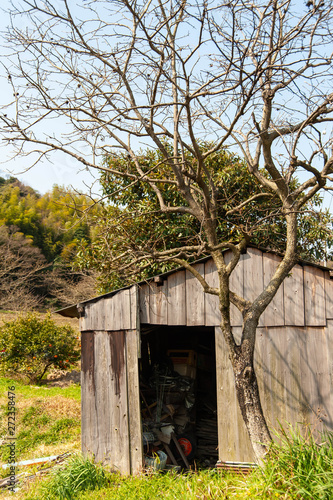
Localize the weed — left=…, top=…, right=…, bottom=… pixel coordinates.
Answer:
left=249, top=425, right=333, bottom=499
left=38, top=454, right=109, bottom=500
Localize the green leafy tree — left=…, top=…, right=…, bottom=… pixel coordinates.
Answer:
left=77, top=147, right=333, bottom=292
left=0, top=178, right=97, bottom=262
left=0, top=313, right=80, bottom=383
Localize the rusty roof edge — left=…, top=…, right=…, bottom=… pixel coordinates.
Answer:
left=54, top=244, right=332, bottom=318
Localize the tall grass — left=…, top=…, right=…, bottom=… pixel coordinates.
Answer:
left=250, top=426, right=333, bottom=499
left=38, top=454, right=109, bottom=500
left=8, top=425, right=333, bottom=500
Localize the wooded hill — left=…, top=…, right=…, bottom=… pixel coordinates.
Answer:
left=0, top=176, right=99, bottom=311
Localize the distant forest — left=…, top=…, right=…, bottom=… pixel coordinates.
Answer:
left=0, top=176, right=99, bottom=311
left=1, top=168, right=332, bottom=312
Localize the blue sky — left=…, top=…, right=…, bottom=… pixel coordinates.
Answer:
left=0, top=0, right=332, bottom=214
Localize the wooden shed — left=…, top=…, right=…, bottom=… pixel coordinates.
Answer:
left=58, top=247, right=333, bottom=474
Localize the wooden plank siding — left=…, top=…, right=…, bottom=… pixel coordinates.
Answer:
left=80, top=286, right=143, bottom=474
left=261, top=253, right=285, bottom=327
left=149, top=280, right=168, bottom=325
left=81, top=329, right=143, bottom=474
left=325, top=274, right=333, bottom=320
left=125, top=329, right=143, bottom=474
left=136, top=249, right=332, bottom=329
left=215, top=323, right=333, bottom=462
left=304, top=266, right=326, bottom=326
left=81, top=331, right=97, bottom=458
left=225, top=251, right=244, bottom=327
left=215, top=327, right=254, bottom=462
left=79, top=249, right=333, bottom=467
left=204, top=258, right=221, bottom=326
left=186, top=263, right=205, bottom=326
left=166, top=270, right=186, bottom=325
left=284, top=264, right=305, bottom=326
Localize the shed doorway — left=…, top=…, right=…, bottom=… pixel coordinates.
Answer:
left=139, top=325, right=218, bottom=467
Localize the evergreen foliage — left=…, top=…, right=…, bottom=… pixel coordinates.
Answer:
left=0, top=313, right=80, bottom=382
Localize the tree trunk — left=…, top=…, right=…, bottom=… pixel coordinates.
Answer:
left=232, top=353, right=271, bottom=461
left=224, top=318, right=272, bottom=462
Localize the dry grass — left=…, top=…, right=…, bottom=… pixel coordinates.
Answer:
left=0, top=311, right=79, bottom=331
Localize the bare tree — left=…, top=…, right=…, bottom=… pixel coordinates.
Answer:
left=0, top=226, right=47, bottom=310
left=1, top=0, right=333, bottom=459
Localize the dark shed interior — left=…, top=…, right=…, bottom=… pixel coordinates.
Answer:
left=139, top=325, right=218, bottom=467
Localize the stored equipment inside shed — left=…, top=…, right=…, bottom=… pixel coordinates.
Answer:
left=139, top=325, right=218, bottom=468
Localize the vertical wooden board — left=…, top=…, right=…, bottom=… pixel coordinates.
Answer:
left=243, top=248, right=264, bottom=302
left=104, top=296, right=117, bottom=331
left=272, top=327, right=306, bottom=430
left=284, top=329, right=304, bottom=428
left=82, top=302, right=93, bottom=330
left=254, top=327, right=292, bottom=438
left=108, top=330, right=131, bottom=474
left=254, top=328, right=276, bottom=432
left=112, top=289, right=131, bottom=330
left=326, top=321, right=333, bottom=429
left=304, top=266, right=326, bottom=326
left=186, top=263, right=205, bottom=326
left=94, top=331, right=112, bottom=462
left=167, top=270, right=186, bottom=325
left=297, top=327, right=327, bottom=433
left=129, top=285, right=139, bottom=331
left=81, top=331, right=97, bottom=457
left=325, top=273, right=333, bottom=320
left=139, top=283, right=150, bottom=324
left=284, top=264, right=304, bottom=326
left=215, top=327, right=254, bottom=462
left=126, top=329, right=143, bottom=474
left=215, top=326, right=237, bottom=461
left=295, top=327, right=312, bottom=425
left=225, top=251, right=244, bottom=327
left=261, top=253, right=285, bottom=327
left=204, top=259, right=221, bottom=326
left=91, top=301, right=106, bottom=330
left=255, top=328, right=281, bottom=434
left=79, top=315, right=86, bottom=331
left=149, top=281, right=168, bottom=324
left=312, top=328, right=333, bottom=430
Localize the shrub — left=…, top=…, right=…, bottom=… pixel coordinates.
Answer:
left=0, top=313, right=80, bottom=383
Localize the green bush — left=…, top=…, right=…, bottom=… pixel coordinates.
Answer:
left=0, top=313, right=80, bottom=383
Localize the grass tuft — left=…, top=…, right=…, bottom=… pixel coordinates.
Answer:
left=38, top=454, right=109, bottom=500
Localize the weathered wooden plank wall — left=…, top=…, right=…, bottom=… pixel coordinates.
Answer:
left=204, top=258, right=220, bottom=326
left=81, top=329, right=142, bottom=473
left=167, top=270, right=186, bottom=325
left=261, top=253, right=285, bottom=327
left=137, top=249, right=332, bottom=328
left=303, top=266, right=326, bottom=326
left=81, top=286, right=137, bottom=331
left=79, top=249, right=333, bottom=466
left=186, top=263, right=205, bottom=326
left=215, top=327, right=254, bottom=463
left=81, top=331, right=97, bottom=458
left=215, top=324, right=333, bottom=462
left=81, top=286, right=143, bottom=474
